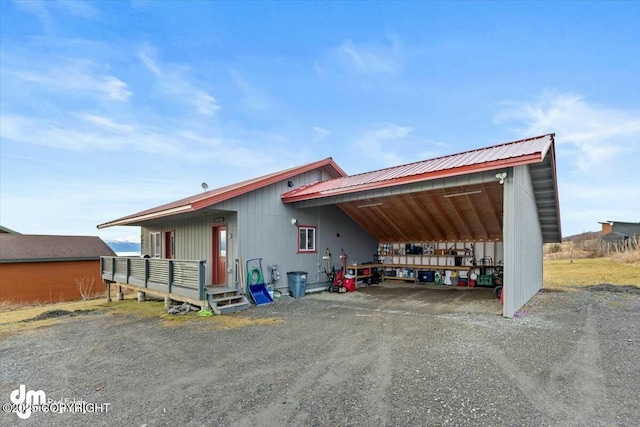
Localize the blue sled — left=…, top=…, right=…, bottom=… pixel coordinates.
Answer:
left=249, top=283, right=273, bottom=306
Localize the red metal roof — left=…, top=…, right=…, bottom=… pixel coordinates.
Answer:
left=282, top=134, right=555, bottom=203
left=98, top=157, right=346, bottom=228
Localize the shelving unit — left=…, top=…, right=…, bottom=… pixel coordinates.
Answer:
left=374, top=241, right=503, bottom=285
left=346, top=265, right=378, bottom=285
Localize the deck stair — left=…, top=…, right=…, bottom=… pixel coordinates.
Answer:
left=206, top=287, right=251, bottom=315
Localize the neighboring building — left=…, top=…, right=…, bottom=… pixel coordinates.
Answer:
left=98, top=134, right=561, bottom=318
left=599, top=221, right=640, bottom=243
left=0, top=234, right=115, bottom=304
left=0, top=225, right=21, bottom=234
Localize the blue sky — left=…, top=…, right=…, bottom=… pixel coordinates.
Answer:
left=1, top=0, right=639, bottom=243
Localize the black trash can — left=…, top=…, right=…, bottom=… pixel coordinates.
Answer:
left=287, top=271, right=307, bottom=298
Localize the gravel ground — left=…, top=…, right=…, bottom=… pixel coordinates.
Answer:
left=1, top=284, right=639, bottom=427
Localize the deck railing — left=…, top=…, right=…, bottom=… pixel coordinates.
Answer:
left=100, top=256, right=207, bottom=300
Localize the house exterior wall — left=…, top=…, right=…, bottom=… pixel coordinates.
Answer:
left=0, top=260, right=102, bottom=303
left=503, top=164, right=543, bottom=318
left=601, top=223, right=613, bottom=235
left=141, top=212, right=238, bottom=286
left=611, top=222, right=640, bottom=237
left=140, top=168, right=376, bottom=291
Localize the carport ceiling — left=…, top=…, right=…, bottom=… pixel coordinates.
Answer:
left=337, top=182, right=503, bottom=242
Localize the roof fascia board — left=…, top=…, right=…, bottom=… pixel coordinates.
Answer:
left=190, top=158, right=345, bottom=210
left=283, top=153, right=542, bottom=204
left=546, top=141, right=562, bottom=240
left=291, top=170, right=497, bottom=208
left=98, top=158, right=346, bottom=229
left=98, top=205, right=191, bottom=229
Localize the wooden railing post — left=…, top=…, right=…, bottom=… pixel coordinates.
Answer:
left=126, top=258, right=131, bottom=283
left=144, top=258, right=149, bottom=288
left=199, top=260, right=206, bottom=300
left=168, top=260, right=174, bottom=294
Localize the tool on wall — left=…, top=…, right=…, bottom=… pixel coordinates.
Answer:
left=267, top=263, right=282, bottom=298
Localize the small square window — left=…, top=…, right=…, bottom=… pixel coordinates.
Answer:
left=297, top=226, right=316, bottom=253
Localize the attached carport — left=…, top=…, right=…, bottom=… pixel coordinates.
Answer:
left=282, top=134, right=561, bottom=317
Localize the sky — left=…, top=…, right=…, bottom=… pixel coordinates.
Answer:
left=1, top=0, right=639, bottom=243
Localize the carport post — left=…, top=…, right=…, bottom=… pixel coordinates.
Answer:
left=117, top=286, right=124, bottom=301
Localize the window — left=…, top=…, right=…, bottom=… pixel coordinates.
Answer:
left=298, top=226, right=316, bottom=253
left=150, top=232, right=161, bottom=258
left=219, top=229, right=227, bottom=257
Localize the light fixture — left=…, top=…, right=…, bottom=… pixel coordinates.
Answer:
left=290, top=218, right=299, bottom=225
left=495, top=172, right=507, bottom=184
left=443, top=190, right=482, bottom=198
left=357, top=202, right=383, bottom=208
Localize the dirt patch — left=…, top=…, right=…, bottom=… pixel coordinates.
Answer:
left=21, top=309, right=97, bottom=322
left=0, top=298, right=107, bottom=324
left=586, top=283, right=640, bottom=294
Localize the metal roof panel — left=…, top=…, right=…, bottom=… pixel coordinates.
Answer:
left=282, top=134, right=554, bottom=202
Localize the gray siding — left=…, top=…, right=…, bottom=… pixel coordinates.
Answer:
left=610, top=223, right=640, bottom=238
left=140, top=169, right=376, bottom=292
left=141, top=212, right=238, bottom=287
left=503, top=165, right=543, bottom=318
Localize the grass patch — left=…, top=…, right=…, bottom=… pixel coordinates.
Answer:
left=544, top=258, right=640, bottom=290
left=102, top=300, right=283, bottom=329
left=0, top=298, right=283, bottom=337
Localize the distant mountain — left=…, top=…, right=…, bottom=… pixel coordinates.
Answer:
left=107, top=241, right=141, bottom=255
left=563, top=231, right=601, bottom=242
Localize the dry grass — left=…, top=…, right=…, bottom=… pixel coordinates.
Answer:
left=0, top=297, right=282, bottom=337
left=608, top=249, right=640, bottom=266
left=544, top=258, right=640, bottom=290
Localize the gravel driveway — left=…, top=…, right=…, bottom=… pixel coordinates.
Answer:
left=1, top=284, right=639, bottom=427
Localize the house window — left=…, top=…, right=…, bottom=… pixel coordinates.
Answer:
left=150, top=232, right=161, bottom=258
left=298, top=226, right=316, bottom=253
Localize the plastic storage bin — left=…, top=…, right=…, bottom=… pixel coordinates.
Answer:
left=287, top=271, right=307, bottom=298
left=418, top=270, right=435, bottom=283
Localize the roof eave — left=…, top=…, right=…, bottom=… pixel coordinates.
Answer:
left=98, top=157, right=347, bottom=229
left=97, top=205, right=192, bottom=229
left=282, top=153, right=544, bottom=204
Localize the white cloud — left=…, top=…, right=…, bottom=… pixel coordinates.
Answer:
left=494, top=91, right=640, bottom=234
left=334, top=36, right=403, bottom=74
left=12, top=61, right=132, bottom=102
left=229, top=70, right=270, bottom=111
left=312, top=126, right=330, bottom=141
left=352, top=122, right=412, bottom=167
left=56, top=0, right=98, bottom=18
left=494, top=91, right=640, bottom=172
left=12, top=0, right=52, bottom=27
left=138, top=48, right=221, bottom=116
